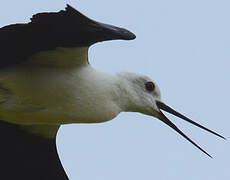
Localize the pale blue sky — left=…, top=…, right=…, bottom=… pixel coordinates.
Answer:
left=1, top=0, right=229, bottom=179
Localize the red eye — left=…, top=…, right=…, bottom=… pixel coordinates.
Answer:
left=145, top=82, right=155, bottom=92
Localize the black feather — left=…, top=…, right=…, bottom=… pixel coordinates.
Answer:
left=0, top=120, right=68, bottom=179
left=0, top=4, right=135, bottom=68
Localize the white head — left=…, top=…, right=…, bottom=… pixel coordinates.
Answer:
left=116, top=72, right=161, bottom=116
left=117, top=72, right=225, bottom=158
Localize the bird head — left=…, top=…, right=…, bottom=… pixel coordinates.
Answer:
left=117, top=72, right=225, bottom=158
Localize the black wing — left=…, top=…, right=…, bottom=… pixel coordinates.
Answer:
left=0, top=4, right=135, bottom=67
left=0, top=120, right=68, bottom=179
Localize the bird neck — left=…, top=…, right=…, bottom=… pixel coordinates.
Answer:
left=114, top=73, right=141, bottom=113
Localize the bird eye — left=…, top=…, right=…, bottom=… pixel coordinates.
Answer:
left=145, top=81, right=155, bottom=92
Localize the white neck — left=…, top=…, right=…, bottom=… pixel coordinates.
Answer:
left=114, top=72, right=143, bottom=113
left=0, top=48, right=143, bottom=137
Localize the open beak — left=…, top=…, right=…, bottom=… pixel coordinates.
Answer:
left=155, top=101, right=225, bottom=158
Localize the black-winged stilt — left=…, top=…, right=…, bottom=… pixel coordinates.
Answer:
left=0, top=4, right=224, bottom=179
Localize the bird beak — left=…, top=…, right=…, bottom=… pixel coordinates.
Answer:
left=155, top=101, right=225, bottom=158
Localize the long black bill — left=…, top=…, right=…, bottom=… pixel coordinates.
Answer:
left=156, top=101, right=225, bottom=158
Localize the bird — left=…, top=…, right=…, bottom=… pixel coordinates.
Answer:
left=0, top=4, right=225, bottom=180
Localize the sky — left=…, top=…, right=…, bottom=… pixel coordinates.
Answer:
left=1, top=0, right=230, bottom=179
